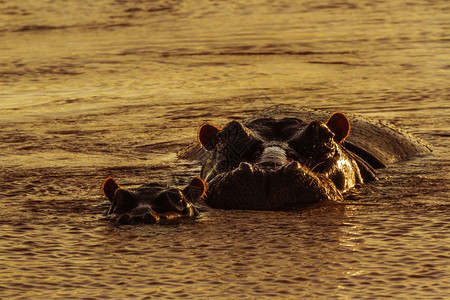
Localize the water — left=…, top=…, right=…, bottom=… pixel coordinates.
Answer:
left=1, top=0, right=449, bottom=298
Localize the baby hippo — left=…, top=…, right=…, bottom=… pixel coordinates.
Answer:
left=102, top=176, right=206, bottom=225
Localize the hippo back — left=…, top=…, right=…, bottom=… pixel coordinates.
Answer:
left=253, top=106, right=431, bottom=168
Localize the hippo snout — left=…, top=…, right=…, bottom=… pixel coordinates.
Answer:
left=206, top=160, right=342, bottom=210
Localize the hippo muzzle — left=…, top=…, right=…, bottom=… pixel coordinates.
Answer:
left=205, top=143, right=342, bottom=210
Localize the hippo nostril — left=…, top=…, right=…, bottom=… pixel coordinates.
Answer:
left=239, top=162, right=254, bottom=173
left=284, top=161, right=307, bottom=176
left=143, top=212, right=159, bottom=224
left=116, top=214, right=132, bottom=225
left=286, top=161, right=301, bottom=170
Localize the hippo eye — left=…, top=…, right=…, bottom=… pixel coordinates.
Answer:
left=219, top=122, right=257, bottom=154
left=218, top=121, right=263, bottom=161
left=288, top=120, right=338, bottom=167
left=152, top=189, right=184, bottom=214
left=165, top=189, right=183, bottom=204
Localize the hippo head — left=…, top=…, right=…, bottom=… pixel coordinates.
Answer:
left=198, top=112, right=363, bottom=210
left=102, top=176, right=206, bottom=224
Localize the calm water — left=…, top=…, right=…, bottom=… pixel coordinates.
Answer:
left=1, top=0, right=449, bottom=298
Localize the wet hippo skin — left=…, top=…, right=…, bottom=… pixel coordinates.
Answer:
left=102, top=176, right=205, bottom=225
left=199, top=113, right=368, bottom=209
left=103, top=108, right=431, bottom=223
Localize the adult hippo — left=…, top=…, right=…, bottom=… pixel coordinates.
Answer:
left=103, top=106, right=431, bottom=223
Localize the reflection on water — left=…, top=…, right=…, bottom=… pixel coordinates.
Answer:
left=0, top=0, right=449, bottom=298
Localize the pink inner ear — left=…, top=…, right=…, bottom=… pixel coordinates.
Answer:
left=102, top=176, right=120, bottom=201
left=326, top=112, right=350, bottom=143
left=190, top=176, right=206, bottom=198
left=183, top=176, right=206, bottom=201
left=199, top=124, right=220, bottom=150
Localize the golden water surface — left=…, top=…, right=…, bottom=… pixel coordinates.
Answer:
left=0, top=0, right=449, bottom=298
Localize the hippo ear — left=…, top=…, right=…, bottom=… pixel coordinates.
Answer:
left=182, top=176, right=206, bottom=202
left=326, top=112, right=350, bottom=143
left=199, top=123, right=221, bottom=150
left=102, top=176, right=120, bottom=202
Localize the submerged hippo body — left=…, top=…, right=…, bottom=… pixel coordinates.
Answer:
left=103, top=106, right=431, bottom=223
